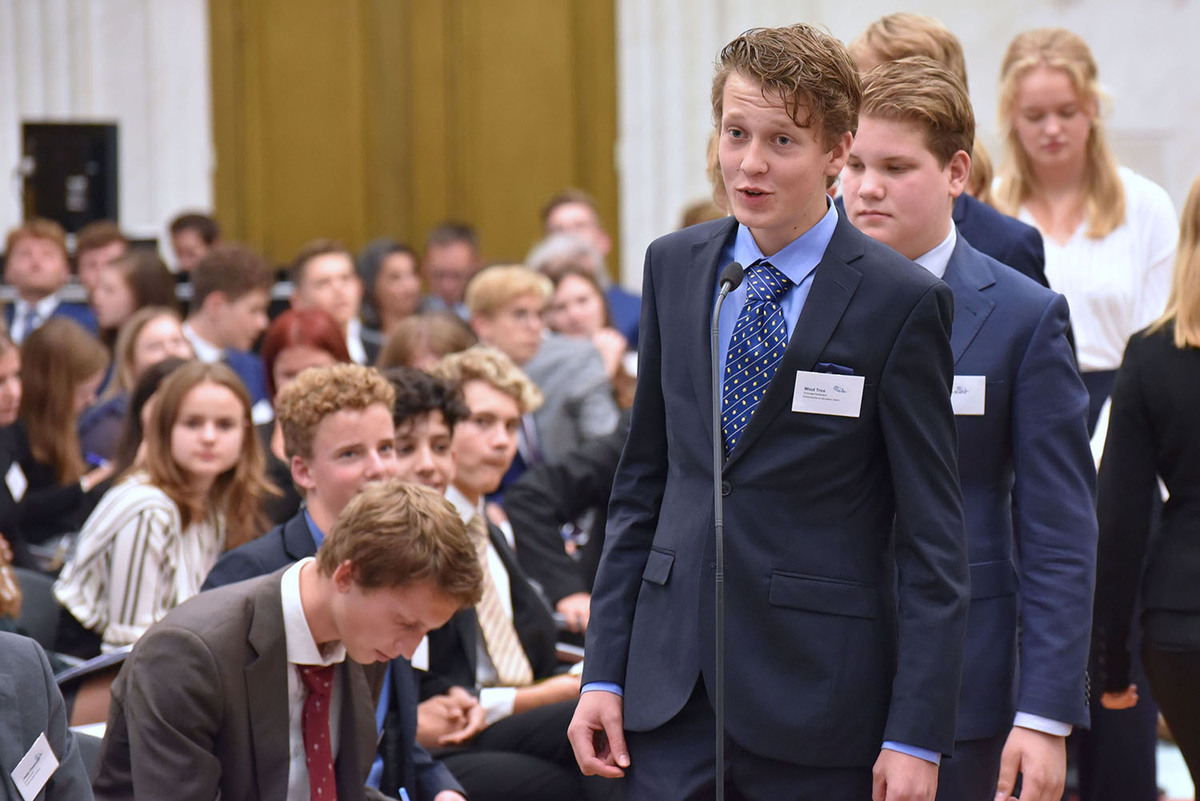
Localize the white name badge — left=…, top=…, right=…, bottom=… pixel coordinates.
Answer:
left=6, top=461, right=27, bottom=502
left=951, top=375, right=986, bottom=416
left=792, top=371, right=865, bottom=418
left=13, top=732, right=58, bottom=801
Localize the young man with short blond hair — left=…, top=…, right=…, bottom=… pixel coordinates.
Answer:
left=841, top=56, right=1095, bottom=801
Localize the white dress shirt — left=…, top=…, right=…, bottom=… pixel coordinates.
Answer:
left=282, top=558, right=347, bottom=801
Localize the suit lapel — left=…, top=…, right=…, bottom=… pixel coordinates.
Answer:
left=245, top=578, right=291, bottom=799
left=334, top=663, right=374, bottom=801
left=725, top=218, right=863, bottom=468
left=941, top=237, right=997, bottom=364
left=283, top=512, right=318, bottom=561
left=687, top=218, right=740, bottom=428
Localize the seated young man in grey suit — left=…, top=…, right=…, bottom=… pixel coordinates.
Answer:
left=95, top=479, right=482, bottom=801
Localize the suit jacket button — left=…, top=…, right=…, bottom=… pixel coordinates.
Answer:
left=721, top=481, right=732, bottom=496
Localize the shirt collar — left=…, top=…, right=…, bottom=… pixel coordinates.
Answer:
left=445, top=484, right=483, bottom=524
left=182, top=322, right=223, bottom=363
left=730, top=198, right=838, bottom=285
left=912, top=226, right=957, bottom=280
left=280, top=558, right=346, bottom=666
left=345, top=317, right=368, bottom=365
left=16, top=292, right=62, bottom=321
left=303, top=509, right=325, bottom=549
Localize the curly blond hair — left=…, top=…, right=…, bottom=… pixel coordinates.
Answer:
left=275, top=363, right=396, bottom=460
left=432, top=346, right=543, bottom=414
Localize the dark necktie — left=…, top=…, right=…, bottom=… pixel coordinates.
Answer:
left=721, top=259, right=793, bottom=454
left=300, top=663, right=338, bottom=801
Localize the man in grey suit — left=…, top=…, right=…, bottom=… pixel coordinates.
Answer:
left=465, top=264, right=618, bottom=477
left=94, top=480, right=483, bottom=801
left=0, top=632, right=93, bottom=800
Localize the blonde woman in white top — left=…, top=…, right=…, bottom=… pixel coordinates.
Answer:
left=995, top=27, right=1177, bottom=433
left=55, top=361, right=275, bottom=654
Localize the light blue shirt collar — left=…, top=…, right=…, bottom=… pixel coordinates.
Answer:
left=303, top=509, right=325, bottom=549
left=729, top=198, right=838, bottom=285
left=912, top=226, right=957, bottom=280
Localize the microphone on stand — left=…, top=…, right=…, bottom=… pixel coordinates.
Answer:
left=710, top=261, right=743, bottom=801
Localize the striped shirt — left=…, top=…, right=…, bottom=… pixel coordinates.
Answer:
left=54, top=473, right=226, bottom=652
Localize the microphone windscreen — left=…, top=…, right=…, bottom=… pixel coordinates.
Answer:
left=719, top=261, right=744, bottom=291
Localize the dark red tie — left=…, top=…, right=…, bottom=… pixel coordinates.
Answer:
left=300, top=664, right=338, bottom=801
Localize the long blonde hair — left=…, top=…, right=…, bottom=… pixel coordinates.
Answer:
left=1151, top=173, right=1200, bottom=348
left=995, top=28, right=1125, bottom=238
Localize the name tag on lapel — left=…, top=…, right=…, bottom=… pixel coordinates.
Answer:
left=5, top=462, right=27, bottom=502
left=13, top=732, right=58, bottom=801
left=951, top=376, right=986, bottom=416
left=792, top=371, right=864, bottom=417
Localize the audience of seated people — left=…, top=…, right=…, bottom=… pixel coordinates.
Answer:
left=358, top=239, right=423, bottom=337
left=53, top=360, right=274, bottom=657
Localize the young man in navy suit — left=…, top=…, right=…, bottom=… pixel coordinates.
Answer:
left=570, top=24, right=970, bottom=801
left=842, top=57, right=1096, bottom=801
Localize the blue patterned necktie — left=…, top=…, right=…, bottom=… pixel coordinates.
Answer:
left=721, top=259, right=793, bottom=454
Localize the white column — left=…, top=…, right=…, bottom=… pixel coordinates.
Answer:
left=0, top=0, right=211, bottom=244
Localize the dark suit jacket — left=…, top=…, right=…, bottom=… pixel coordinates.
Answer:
left=940, top=235, right=1095, bottom=740
left=200, top=511, right=461, bottom=799
left=584, top=214, right=970, bottom=766
left=0, top=632, right=93, bottom=801
left=3, top=299, right=98, bottom=337
left=605, top=284, right=641, bottom=349
left=202, top=509, right=316, bottom=590
left=1094, top=321, right=1200, bottom=689
left=952, top=194, right=1048, bottom=288
left=503, top=412, right=631, bottom=603
left=421, top=520, right=560, bottom=698
left=94, top=571, right=386, bottom=801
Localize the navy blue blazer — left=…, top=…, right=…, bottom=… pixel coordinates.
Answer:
left=584, top=214, right=970, bottom=764
left=939, top=234, right=1095, bottom=740
left=4, top=299, right=98, bottom=336
left=200, top=511, right=462, bottom=799
left=952, top=194, right=1048, bottom=288
left=605, top=284, right=641, bottom=349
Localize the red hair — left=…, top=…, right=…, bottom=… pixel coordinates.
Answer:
left=259, top=308, right=352, bottom=397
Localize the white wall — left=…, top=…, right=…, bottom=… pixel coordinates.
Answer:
left=0, top=0, right=211, bottom=245
left=614, top=0, right=1200, bottom=289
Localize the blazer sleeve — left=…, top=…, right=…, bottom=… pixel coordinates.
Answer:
left=25, top=636, right=95, bottom=801
left=503, top=416, right=629, bottom=604
left=573, top=344, right=620, bottom=441
left=582, top=246, right=668, bottom=686
left=1000, top=224, right=1049, bottom=289
left=877, top=281, right=971, bottom=754
left=1010, top=293, right=1097, bottom=725
left=202, top=539, right=278, bottom=591
left=103, top=505, right=179, bottom=649
left=104, top=625, right=226, bottom=801
left=1094, top=335, right=1159, bottom=692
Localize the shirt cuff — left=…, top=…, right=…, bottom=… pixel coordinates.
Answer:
left=581, top=682, right=623, bottom=697
left=881, top=741, right=940, bottom=766
left=479, top=687, right=517, bottom=725
left=1013, top=712, right=1072, bottom=737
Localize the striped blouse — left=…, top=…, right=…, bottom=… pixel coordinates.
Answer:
left=54, top=473, right=226, bottom=652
